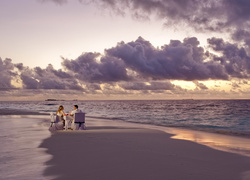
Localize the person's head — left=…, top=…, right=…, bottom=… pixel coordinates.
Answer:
left=74, top=105, right=78, bottom=110
left=58, top=105, right=64, bottom=112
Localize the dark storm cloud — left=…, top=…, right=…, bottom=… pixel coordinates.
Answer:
left=82, top=0, right=250, bottom=55
left=20, top=74, right=39, bottom=89
left=87, top=0, right=250, bottom=32
left=42, top=0, right=250, bottom=30
left=193, top=81, right=208, bottom=90
left=2, top=37, right=250, bottom=95
left=87, top=83, right=102, bottom=90
left=18, top=63, right=83, bottom=90
left=0, top=58, right=17, bottom=90
left=61, top=52, right=131, bottom=83
left=43, top=0, right=250, bottom=46
left=232, top=29, right=250, bottom=54
left=106, top=36, right=229, bottom=81
left=208, top=37, right=250, bottom=78
left=120, top=81, right=176, bottom=91
left=60, top=36, right=250, bottom=84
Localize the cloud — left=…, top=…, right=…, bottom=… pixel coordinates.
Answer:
left=208, top=37, right=250, bottom=78
left=61, top=52, right=131, bottom=83
left=87, top=0, right=250, bottom=32
left=193, top=81, right=208, bottom=90
left=119, top=81, right=176, bottom=91
left=41, top=0, right=250, bottom=29
left=40, top=0, right=250, bottom=57
left=6, top=36, right=250, bottom=90
left=17, top=63, right=83, bottom=90
left=1, top=36, right=250, bottom=99
left=231, top=82, right=240, bottom=89
left=38, top=0, right=68, bottom=5
left=0, top=58, right=17, bottom=90
left=106, top=36, right=231, bottom=81
left=41, top=0, right=250, bottom=48
left=80, top=0, right=250, bottom=57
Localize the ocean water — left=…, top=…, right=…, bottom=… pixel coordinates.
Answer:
left=0, top=99, right=250, bottom=136
left=0, top=115, right=52, bottom=180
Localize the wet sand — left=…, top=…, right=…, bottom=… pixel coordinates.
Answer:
left=40, top=118, right=250, bottom=180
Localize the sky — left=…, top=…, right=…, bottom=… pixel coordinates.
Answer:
left=1, top=0, right=250, bottom=100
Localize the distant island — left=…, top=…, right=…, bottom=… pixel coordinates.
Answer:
left=45, top=99, right=57, bottom=101
left=45, top=99, right=81, bottom=101
left=45, top=99, right=65, bottom=101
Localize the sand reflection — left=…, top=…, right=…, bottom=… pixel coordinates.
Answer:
left=81, top=118, right=250, bottom=157
left=170, top=128, right=250, bottom=157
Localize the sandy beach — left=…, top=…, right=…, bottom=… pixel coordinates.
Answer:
left=40, top=118, right=250, bottom=180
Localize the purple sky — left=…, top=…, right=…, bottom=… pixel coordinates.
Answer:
left=1, top=0, right=250, bottom=100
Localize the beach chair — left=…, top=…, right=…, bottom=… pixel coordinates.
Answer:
left=73, top=112, right=86, bottom=130
left=50, top=112, right=56, bottom=127
left=64, top=115, right=69, bottom=130
left=49, top=112, right=64, bottom=131
left=64, top=115, right=74, bottom=130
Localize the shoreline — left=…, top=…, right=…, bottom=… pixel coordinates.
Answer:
left=1, top=115, right=250, bottom=179
left=0, top=115, right=52, bottom=180
left=3, top=110, right=250, bottom=139
left=0, top=109, right=49, bottom=115
left=1, top=105, right=250, bottom=139
left=86, top=115, right=250, bottom=138
left=87, top=117, right=250, bottom=158
left=40, top=117, right=250, bottom=180
left=2, top=113, right=250, bottom=157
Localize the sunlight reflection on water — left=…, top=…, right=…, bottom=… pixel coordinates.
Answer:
left=171, top=129, right=250, bottom=157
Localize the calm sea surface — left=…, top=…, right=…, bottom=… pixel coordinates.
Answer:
left=1, top=99, right=250, bottom=136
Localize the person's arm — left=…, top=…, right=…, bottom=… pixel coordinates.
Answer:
left=69, top=110, right=74, bottom=116
left=62, top=111, right=67, bottom=116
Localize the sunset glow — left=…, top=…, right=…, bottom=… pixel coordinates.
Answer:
left=1, top=0, right=250, bottom=100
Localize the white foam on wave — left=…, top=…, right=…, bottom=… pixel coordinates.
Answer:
left=0, top=115, right=52, bottom=180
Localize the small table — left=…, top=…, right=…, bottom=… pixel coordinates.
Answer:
left=63, top=115, right=73, bottom=130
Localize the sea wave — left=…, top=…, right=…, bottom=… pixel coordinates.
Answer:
left=1, top=99, right=250, bottom=137
left=0, top=108, right=48, bottom=115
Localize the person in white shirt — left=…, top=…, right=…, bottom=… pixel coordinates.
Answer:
left=69, top=105, right=82, bottom=116
left=68, top=105, right=82, bottom=129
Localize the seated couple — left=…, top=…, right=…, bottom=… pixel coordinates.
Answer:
left=56, top=104, right=83, bottom=130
